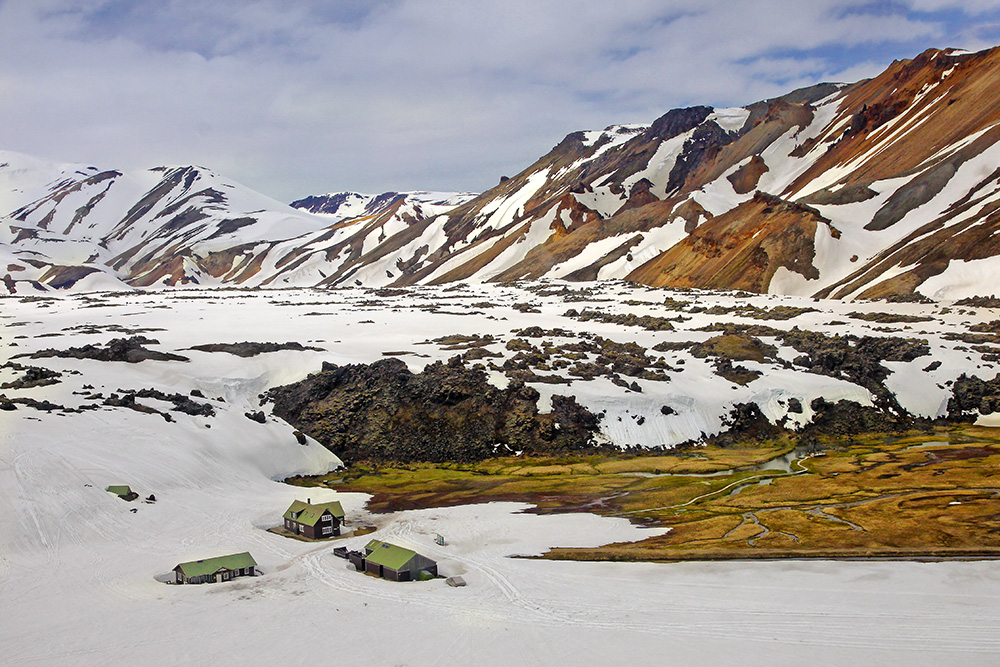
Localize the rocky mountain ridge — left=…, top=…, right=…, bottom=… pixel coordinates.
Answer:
left=290, top=190, right=477, bottom=220
left=4, top=45, right=1000, bottom=298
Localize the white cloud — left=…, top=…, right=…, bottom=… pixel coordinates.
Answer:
left=0, top=0, right=994, bottom=201
left=905, top=0, right=1000, bottom=13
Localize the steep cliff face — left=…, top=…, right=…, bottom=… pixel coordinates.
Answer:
left=6, top=46, right=1000, bottom=298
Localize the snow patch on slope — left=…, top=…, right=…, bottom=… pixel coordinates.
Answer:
left=707, top=107, right=751, bottom=133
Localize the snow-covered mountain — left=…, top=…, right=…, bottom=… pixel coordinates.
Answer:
left=291, top=191, right=478, bottom=222
left=399, top=46, right=1000, bottom=300
left=0, top=152, right=476, bottom=291
left=5, top=45, right=1000, bottom=297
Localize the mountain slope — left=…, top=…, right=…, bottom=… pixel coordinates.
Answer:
left=5, top=45, right=1000, bottom=297
left=375, top=47, right=1000, bottom=300
left=0, top=152, right=475, bottom=291
left=291, top=190, right=477, bottom=221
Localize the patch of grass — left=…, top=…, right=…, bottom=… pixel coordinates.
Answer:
left=690, top=334, right=777, bottom=363
left=290, top=426, right=1000, bottom=561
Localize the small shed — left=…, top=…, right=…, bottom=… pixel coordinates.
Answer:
left=106, top=485, right=138, bottom=501
left=173, top=552, right=257, bottom=585
left=347, top=550, right=366, bottom=571
left=282, top=499, right=345, bottom=539
left=363, top=539, right=437, bottom=582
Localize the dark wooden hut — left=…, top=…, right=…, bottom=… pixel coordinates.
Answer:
left=282, top=499, right=345, bottom=539
left=363, top=540, right=437, bottom=582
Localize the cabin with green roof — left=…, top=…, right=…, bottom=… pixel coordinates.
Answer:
left=173, top=552, right=257, bottom=585
left=106, top=485, right=138, bottom=501
left=282, top=498, right=345, bottom=539
left=362, top=539, right=437, bottom=582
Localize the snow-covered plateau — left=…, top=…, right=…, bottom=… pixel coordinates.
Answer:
left=3, top=281, right=1000, bottom=665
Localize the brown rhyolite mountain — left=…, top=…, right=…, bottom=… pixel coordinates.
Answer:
left=5, top=46, right=1000, bottom=298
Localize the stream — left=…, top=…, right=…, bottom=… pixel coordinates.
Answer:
left=620, top=443, right=822, bottom=480
left=616, top=444, right=824, bottom=516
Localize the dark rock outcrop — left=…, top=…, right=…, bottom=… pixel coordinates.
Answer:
left=727, top=155, right=769, bottom=195
left=955, top=296, right=1000, bottom=308
left=131, top=388, right=215, bottom=417
left=27, top=336, right=189, bottom=363
left=781, top=330, right=928, bottom=411
left=715, top=402, right=783, bottom=444
left=102, top=387, right=214, bottom=419
left=189, top=341, right=323, bottom=357
left=245, top=410, right=267, bottom=423
left=803, top=398, right=913, bottom=436
left=0, top=364, right=62, bottom=389
left=948, top=374, right=1000, bottom=420
left=265, top=357, right=603, bottom=463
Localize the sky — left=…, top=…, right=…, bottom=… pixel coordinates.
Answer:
left=2, top=1, right=1000, bottom=203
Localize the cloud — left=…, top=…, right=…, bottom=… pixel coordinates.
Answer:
left=0, top=0, right=997, bottom=201
left=905, top=0, right=1000, bottom=13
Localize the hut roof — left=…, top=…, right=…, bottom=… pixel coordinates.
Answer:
left=106, top=485, right=132, bottom=497
left=282, top=499, right=345, bottom=526
left=364, top=540, right=418, bottom=571
left=174, top=552, right=257, bottom=578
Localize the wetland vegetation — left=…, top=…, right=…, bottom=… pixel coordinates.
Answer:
left=287, top=425, right=1000, bottom=562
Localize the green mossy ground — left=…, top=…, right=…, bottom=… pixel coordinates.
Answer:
left=288, top=426, right=1000, bottom=562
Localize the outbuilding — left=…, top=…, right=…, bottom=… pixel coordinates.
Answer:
left=106, top=485, right=138, bottom=501
left=363, top=539, right=437, bottom=582
left=282, top=499, right=345, bottom=539
left=173, top=552, right=257, bottom=585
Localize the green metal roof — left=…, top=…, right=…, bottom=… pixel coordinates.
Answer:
left=364, top=540, right=418, bottom=571
left=174, top=552, right=257, bottom=578
left=282, top=499, right=345, bottom=526
left=106, top=485, right=132, bottom=496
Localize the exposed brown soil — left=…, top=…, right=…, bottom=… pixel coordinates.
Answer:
left=727, top=155, right=770, bottom=194
left=626, top=192, right=833, bottom=291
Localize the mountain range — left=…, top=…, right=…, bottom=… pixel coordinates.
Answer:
left=4, top=45, right=1000, bottom=298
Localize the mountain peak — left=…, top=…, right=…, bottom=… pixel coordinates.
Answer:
left=6, top=43, right=1000, bottom=299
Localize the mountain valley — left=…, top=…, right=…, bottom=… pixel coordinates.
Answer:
left=7, top=41, right=1000, bottom=667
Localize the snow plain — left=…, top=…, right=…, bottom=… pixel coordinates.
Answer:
left=3, top=282, right=1000, bottom=665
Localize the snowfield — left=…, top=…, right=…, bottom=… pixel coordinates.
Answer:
left=3, top=282, right=1000, bottom=665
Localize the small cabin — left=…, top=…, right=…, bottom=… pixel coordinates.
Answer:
left=363, top=539, right=437, bottom=582
left=282, top=499, right=345, bottom=539
left=173, top=552, right=257, bottom=585
left=106, top=485, right=138, bottom=501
